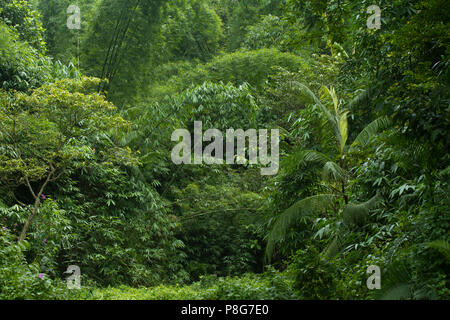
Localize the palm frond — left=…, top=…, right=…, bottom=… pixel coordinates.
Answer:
left=320, top=86, right=345, bottom=149
left=321, top=86, right=339, bottom=115
left=338, top=108, right=349, bottom=154
left=347, top=89, right=370, bottom=111
left=282, top=149, right=331, bottom=173
left=265, top=194, right=336, bottom=262
left=380, top=283, right=414, bottom=300
left=342, top=192, right=382, bottom=227
left=289, top=82, right=350, bottom=153
left=377, top=259, right=437, bottom=299
left=302, top=150, right=332, bottom=164
left=426, top=240, right=450, bottom=262
left=288, top=81, right=336, bottom=127
left=323, top=193, right=382, bottom=258
left=288, top=81, right=322, bottom=107
left=321, top=161, right=350, bottom=182
left=332, top=42, right=349, bottom=59
left=323, top=231, right=347, bottom=258
left=349, top=116, right=391, bottom=151
left=372, top=260, right=414, bottom=300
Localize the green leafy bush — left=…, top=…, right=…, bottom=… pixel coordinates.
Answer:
left=0, top=22, right=51, bottom=91
left=88, top=269, right=297, bottom=300
left=0, top=225, right=70, bottom=299
left=289, top=247, right=337, bottom=299
left=148, top=48, right=311, bottom=99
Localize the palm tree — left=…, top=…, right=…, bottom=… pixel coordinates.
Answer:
left=266, top=84, right=391, bottom=261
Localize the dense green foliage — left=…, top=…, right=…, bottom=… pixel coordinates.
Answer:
left=0, top=0, right=448, bottom=300
left=87, top=269, right=296, bottom=300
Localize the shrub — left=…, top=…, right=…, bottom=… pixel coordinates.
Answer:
left=0, top=225, right=70, bottom=299
left=88, top=270, right=297, bottom=300
left=290, top=247, right=337, bottom=300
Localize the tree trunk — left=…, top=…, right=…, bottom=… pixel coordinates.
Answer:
left=18, top=196, right=41, bottom=242
left=18, top=167, right=54, bottom=243
left=339, top=157, right=348, bottom=204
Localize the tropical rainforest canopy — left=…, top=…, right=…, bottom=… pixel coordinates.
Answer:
left=0, top=0, right=448, bottom=300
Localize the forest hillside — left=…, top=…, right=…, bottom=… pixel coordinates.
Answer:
left=0, top=0, right=448, bottom=300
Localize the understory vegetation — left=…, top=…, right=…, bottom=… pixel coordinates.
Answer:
left=0, top=0, right=448, bottom=300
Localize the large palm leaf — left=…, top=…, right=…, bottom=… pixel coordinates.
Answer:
left=349, top=116, right=391, bottom=151
left=321, top=161, right=350, bottom=183
left=324, top=193, right=383, bottom=258
left=265, top=194, right=336, bottom=261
